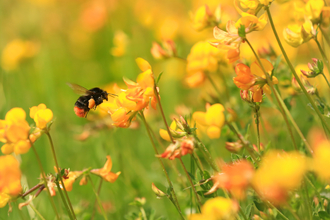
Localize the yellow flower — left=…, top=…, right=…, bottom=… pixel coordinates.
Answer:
left=1, top=39, right=39, bottom=71
left=190, top=5, right=221, bottom=31
left=91, top=156, right=121, bottom=183
left=283, top=17, right=316, bottom=47
left=189, top=197, right=239, bottom=220
left=62, top=171, right=83, bottom=192
left=253, top=150, right=307, bottom=205
left=30, top=104, right=53, bottom=129
left=186, top=41, right=226, bottom=87
left=110, top=30, right=129, bottom=57
left=193, top=103, right=225, bottom=139
left=0, top=155, right=22, bottom=207
left=238, top=0, right=260, bottom=10
left=312, top=140, right=330, bottom=181
left=0, top=108, right=31, bottom=155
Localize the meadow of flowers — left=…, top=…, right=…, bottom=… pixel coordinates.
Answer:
left=1, top=0, right=330, bottom=219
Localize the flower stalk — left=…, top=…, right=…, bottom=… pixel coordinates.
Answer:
left=265, top=6, right=330, bottom=134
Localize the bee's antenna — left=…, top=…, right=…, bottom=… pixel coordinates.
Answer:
left=108, top=93, right=117, bottom=98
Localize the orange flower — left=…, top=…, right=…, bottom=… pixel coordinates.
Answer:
left=0, top=108, right=31, bottom=155
left=150, top=39, right=177, bottom=59
left=234, top=59, right=278, bottom=102
left=91, top=156, right=121, bottom=183
left=206, top=160, right=254, bottom=200
left=62, top=171, right=83, bottom=192
left=311, top=140, right=330, bottom=181
left=158, top=137, right=194, bottom=160
left=0, top=155, right=22, bottom=207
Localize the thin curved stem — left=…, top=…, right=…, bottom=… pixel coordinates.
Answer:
left=87, top=176, right=108, bottom=220
left=30, top=144, right=60, bottom=220
left=139, top=112, right=185, bottom=219
left=45, top=131, right=76, bottom=219
left=193, top=135, right=219, bottom=172
left=245, top=38, right=298, bottom=150
left=179, top=158, right=202, bottom=208
left=314, top=38, right=330, bottom=73
left=55, top=181, right=74, bottom=220
left=266, top=6, right=330, bottom=134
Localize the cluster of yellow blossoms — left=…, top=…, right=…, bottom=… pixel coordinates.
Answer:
left=101, top=58, right=157, bottom=128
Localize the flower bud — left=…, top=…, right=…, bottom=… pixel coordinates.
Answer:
left=150, top=40, right=177, bottom=60
left=301, top=58, right=324, bottom=78
left=151, top=183, right=167, bottom=197
left=225, top=141, right=243, bottom=153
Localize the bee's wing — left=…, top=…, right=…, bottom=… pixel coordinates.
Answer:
left=67, top=83, right=93, bottom=96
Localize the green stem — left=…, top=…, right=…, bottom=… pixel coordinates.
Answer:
left=55, top=181, right=74, bottom=220
left=139, top=112, right=185, bottom=220
left=29, top=204, right=46, bottom=220
left=266, top=202, right=289, bottom=220
left=30, top=144, right=60, bottom=220
left=45, top=131, right=76, bottom=219
left=266, top=6, right=330, bottom=133
left=314, top=37, right=330, bottom=73
left=87, top=176, right=108, bottom=220
left=302, top=180, right=313, bottom=219
left=153, top=81, right=175, bottom=144
left=225, top=122, right=258, bottom=161
left=140, top=207, right=147, bottom=220
left=193, top=135, right=219, bottom=172
left=321, top=73, right=330, bottom=89
left=286, top=205, right=301, bottom=220
left=320, top=28, right=330, bottom=46
left=178, top=158, right=202, bottom=208
left=273, top=89, right=313, bottom=155
left=91, top=179, right=103, bottom=220
left=254, top=104, right=261, bottom=152
left=205, top=73, right=223, bottom=104
left=245, top=38, right=298, bottom=151
left=239, top=208, right=248, bottom=220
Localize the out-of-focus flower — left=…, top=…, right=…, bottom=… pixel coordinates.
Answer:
left=0, top=108, right=31, bottom=155
left=91, top=156, right=121, bottom=183
left=253, top=150, right=307, bottom=206
left=210, top=21, right=242, bottom=63
left=206, top=160, right=254, bottom=199
left=158, top=137, right=195, bottom=160
left=189, top=197, right=239, bottom=220
left=1, top=39, right=39, bottom=71
left=193, top=103, right=225, bottom=139
left=283, top=17, right=316, bottom=47
left=234, top=59, right=278, bottom=102
left=0, top=155, right=22, bottom=208
left=292, top=65, right=317, bottom=95
left=186, top=40, right=226, bottom=87
left=151, top=183, right=167, bottom=197
left=225, top=140, right=243, bottom=153
left=190, top=4, right=221, bottom=31
left=150, top=39, right=177, bottom=59
left=110, top=31, right=129, bottom=57
left=80, top=1, right=107, bottom=32
left=312, top=140, right=330, bottom=181
left=30, top=104, right=53, bottom=130
left=238, top=0, right=259, bottom=10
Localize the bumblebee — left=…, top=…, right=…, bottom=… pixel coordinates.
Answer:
left=67, top=83, right=111, bottom=117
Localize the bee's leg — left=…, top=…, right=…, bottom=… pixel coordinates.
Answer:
left=84, top=110, right=90, bottom=118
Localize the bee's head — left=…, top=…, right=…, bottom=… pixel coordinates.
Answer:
left=103, top=91, right=108, bottom=101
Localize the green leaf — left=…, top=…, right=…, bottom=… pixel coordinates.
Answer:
left=245, top=203, right=253, bottom=218
left=254, top=200, right=266, bottom=211
left=272, top=55, right=282, bottom=77
left=156, top=72, right=163, bottom=84
left=238, top=24, right=246, bottom=38
left=318, top=211, right=330, bottom=219
left=283, top=96, right=292, bottom=111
